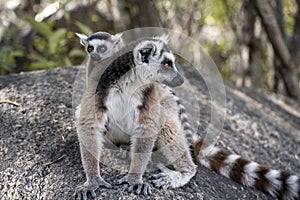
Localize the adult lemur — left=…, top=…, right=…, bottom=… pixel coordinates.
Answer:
left=75, top=34, right=299, bottom=200
left=75, top=31, right=193, bottom=137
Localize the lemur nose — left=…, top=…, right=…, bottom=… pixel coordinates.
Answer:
left=165, top=73, right=184, bottom=87
left=174, top=73, right=184, bottom=86
left=91, top=54, right=102, bottom=61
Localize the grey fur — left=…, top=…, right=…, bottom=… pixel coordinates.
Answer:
left=75, top=37, right=196, bottom=199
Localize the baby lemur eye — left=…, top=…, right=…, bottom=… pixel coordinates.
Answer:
left=87, top=46, right=94, bottom=53
left=98, top=46, right=107, bottom=53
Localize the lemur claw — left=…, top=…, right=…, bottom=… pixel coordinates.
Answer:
left=74, top=177, right=112, bottom=200
left=117, top=175, right=152, bottom=195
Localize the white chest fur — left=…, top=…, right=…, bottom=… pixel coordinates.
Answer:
left=105, top=80, right=145, bottom=137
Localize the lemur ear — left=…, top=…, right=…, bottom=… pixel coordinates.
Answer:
left=136, top=43, right=156, bottom=64
left=153, top=34, right=170, bottom=44
left=111, top=33, right=123, bottom=44
left=75, top=33, right=88, bottom=46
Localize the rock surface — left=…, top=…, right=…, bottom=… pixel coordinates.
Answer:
left=0, top=66, right=299, bottom=200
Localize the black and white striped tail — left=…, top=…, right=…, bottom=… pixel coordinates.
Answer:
left=167, top=87, right=195, bottom=142
left=177, top=100, right=194, bottom=142
left=194, top=139, right=300, bottom=200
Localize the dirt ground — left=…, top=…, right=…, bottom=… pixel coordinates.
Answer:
left=0, top=66, right=299, bottom=200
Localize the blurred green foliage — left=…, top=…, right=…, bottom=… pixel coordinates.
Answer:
left=26, top=15, right=95, bottom=71
left=284, top=0, right=297, bottom=35
left=0, top=46, right=24, bottom=74
left=25, top=16, right=70, bottom=70
left=0, top=6, right=92, bottom=74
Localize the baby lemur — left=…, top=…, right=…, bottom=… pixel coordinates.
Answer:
left=75, top=34, right=299, bottom=200
left=75, top=32, right=123, bottom=86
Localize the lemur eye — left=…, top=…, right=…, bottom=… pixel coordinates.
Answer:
left=163, top=60, right=172, bottom=68
left=87, top=46, right=94, bottom=53
left=98, top=46, right=107, bottom=53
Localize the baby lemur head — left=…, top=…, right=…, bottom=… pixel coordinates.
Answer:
left=133, top=35, right=184, bottom=87
left=75, top=32, right=123, bottom=61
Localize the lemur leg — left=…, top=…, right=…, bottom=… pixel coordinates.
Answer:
left=117, top=125, right=158, bottom=195
left=152, top=122, right=197, bottom=189
left=75, top=97, right=111, bottom=200
left=75, top=137, right=111, bottom=199
left=118, top=85, right=160, bottom=195
left=151, top=151, right=196, bottom=189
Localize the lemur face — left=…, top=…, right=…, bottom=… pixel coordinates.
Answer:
left=133, top=36, right=184, bottom=87
left=76, top=32, right=123, bottom=61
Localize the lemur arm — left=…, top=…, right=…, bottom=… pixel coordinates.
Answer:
left=75, top=94, right=111, bottom=199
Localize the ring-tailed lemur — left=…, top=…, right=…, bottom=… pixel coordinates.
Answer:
left=75, top=36, right=195, bottom=199
left=75, top=31, right=123, bottom=86
left=75, top=31, right=194, bottom=140
left=74, top=35, right=299, bottom=200
left=75, top=31, right=124, bottom=136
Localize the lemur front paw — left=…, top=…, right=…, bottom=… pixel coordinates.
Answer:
left=74, top=176, right=112, bottom=200
left=117, top=174, right=152, bottom=195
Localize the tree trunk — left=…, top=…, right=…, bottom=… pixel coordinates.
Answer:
left=124, top=0, right=160, bottom=28
left=273, top=0, right=285, bottom=93
left=252, top=0, right=300, bottom=101
left=289, top=0, right=300, bottom=68
left=108, top=0, right=129, bottom=32
left=249, top=31, right=265, bottom=88
left=241, top=0, right=265, bottom=88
